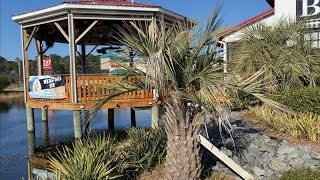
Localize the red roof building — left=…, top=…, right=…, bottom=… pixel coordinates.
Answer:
left=219, top=0, right=320, bottom=64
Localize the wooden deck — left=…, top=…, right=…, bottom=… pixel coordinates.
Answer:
left=25, top=75, right=156, bottom=110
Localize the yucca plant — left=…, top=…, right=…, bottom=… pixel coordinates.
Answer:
left=48, top=134, right=121, bottom=180
left=125, top=127, right=166, bottom=173
left=229, top=19, right=320, bottom=91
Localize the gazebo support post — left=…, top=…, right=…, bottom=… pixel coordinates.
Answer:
left=22, top=28, right=36, bottom=133
left=68, top=13, right=81, bottom=138
left=81, top=44, right=86, bottom=74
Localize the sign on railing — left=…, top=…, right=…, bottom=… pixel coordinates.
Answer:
left=29, top=76, right=66, bottom=99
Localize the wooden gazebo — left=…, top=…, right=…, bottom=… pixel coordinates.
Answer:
left=12, top=0, right=190, bottom=141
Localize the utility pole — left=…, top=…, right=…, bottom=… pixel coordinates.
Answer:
left=15, top=57, right=22, bottom=86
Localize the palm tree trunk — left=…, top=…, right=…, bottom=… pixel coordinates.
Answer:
left=164, top=99, right=202, bottom=180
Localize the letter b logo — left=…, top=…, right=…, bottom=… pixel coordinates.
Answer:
left=300, top=0, right=320, bottom=17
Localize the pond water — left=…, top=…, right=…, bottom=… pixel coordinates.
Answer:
left=0, top=100, right=153, bottom=179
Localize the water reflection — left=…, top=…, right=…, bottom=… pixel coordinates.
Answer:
left=0, top=102, right=10, bottom=113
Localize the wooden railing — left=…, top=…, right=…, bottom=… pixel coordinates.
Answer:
left=76, top=75, right=154, bottom=102
left=27, top=75, right=154, bottom=103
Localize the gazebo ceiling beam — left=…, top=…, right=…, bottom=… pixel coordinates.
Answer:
left=19, top=11, right=67, bottom=25
left=75, top=20, right=98, bottom=44
left=22, top=16, right=68, bottom=29
left=25, top=26, right=39, bottom=50
left=86, top=45, right=98, bottom=58
left=54, top=22, right=69, bottom=42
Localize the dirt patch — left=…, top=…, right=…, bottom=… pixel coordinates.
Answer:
left=206, top=172, right=237, bottom=180
left=0, top=92, right=24, bottom=102
left=241, top=110, right=320, bottom=151
left=138, top=166, right=165, bottom=180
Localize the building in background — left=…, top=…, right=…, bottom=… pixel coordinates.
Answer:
left=220, top=0, right=320, bottom=63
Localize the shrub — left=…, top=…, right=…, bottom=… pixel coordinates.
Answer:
left=280, top=168, right=320, bottom=180
left=250, top=106, right=320, bottom=142
left=0, top=75, right=10, bottom=91
left=125, top=127, right=167, bottom=172
left=229, top=90, right=260, bottom=110
left=49, top=134, right=121, bottom=180
left=273, top=87, right=320, bottom=114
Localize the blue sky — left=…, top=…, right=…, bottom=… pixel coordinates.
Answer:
left=0, top=0, right=271, bottom=60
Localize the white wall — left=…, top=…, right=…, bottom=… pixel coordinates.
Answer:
left=223, top=0, right=298, bottom=42
left=275, top=0, right=297, bottom=20
left=223, top=14, right=276, bottom=42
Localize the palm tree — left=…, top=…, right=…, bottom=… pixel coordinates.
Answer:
left=90, top=6, right=286, bottom=179
left=229, top=19, right=320, bottom=91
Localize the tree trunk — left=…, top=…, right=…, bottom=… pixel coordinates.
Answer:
left=164, top=98, right=202, bottom=180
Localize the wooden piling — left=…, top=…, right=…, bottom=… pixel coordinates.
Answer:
left=131, top=108, right=136, bottom=127
left=27, top=132, right=35, bottom=155
left=108, top=109, right=115, bottom=130
left=41, top=108, right=48, bottom=122
left=151, top=106, right=159, bottom=129
left=26, top=108, right=35, bottom=132
left=73, top=110, right=82, bottom=138
left=42, top=121, right=49, bottom=146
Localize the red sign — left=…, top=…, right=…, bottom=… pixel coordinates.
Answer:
left=43, top=57, right=52, bottom=71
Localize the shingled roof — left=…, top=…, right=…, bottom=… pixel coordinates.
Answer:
left=64, top=0, right=158, bottom=8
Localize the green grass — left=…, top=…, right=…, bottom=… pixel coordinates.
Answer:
left=280, top=168, right=320, bottom=180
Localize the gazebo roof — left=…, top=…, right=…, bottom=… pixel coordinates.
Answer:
left=12, top=0, right=189, bottom=27
left=12, top=0, right=192, bottom=45
left=65, top=0, right=158, bottom=8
